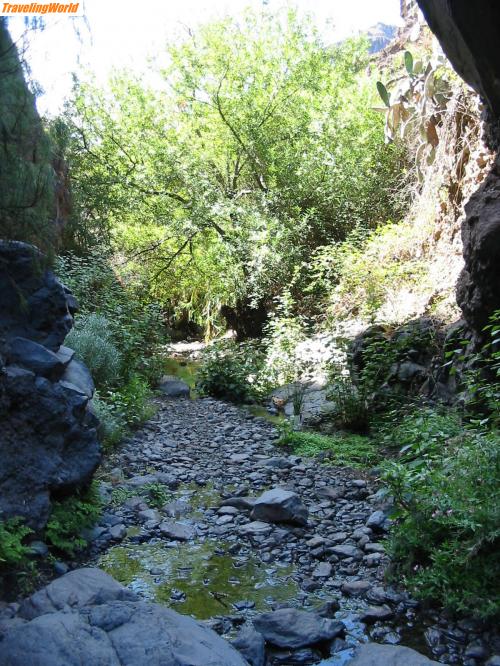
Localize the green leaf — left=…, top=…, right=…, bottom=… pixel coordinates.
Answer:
left=376, top=81, right=391, bottom=107
left=404, top=50, right=414, bottom=77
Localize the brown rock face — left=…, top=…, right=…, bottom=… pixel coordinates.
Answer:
left=416, top=0, right=500, bottom=340
left=456, top=155, right=500, bottom=337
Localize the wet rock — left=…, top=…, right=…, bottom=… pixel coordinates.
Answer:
left=251, top=488, right=308, bottom=526
left=232, top=623, right=266, bottom=666
left=253, top=607, right=344, bottom=649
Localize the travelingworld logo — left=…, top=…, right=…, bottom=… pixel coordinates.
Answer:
left=1, top=2, right=82, bottom=15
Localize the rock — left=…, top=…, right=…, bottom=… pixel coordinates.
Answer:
left=253, top=608, right=344, bottom=649
left=0, top=365, right=100, bottom=529
left=0, top=243, right=100, bottom=530
left=221, top=496, right=257, bottom=511
left=108, top=524, right=127, bottom=540
left=348, top=643, right=441, bottom=665
left=61, top=357, right=95, bottom=398
left=415, top=1, right=500, bottom=119
left=366, top=511, right=387, bottom=531
left=7, top=337, right=64, bottom=378
left=342, top=580, right=372, bottom=597
left=331, top=545, right=363, bottom=560
left=360, top=606, right=394, bottom=623
left=159, top=376, right=190, bottom=397
left=54, top=345, right=75, bottom=367
left=0, top=241, right=76, bottom=351
left=19, top=568, right=136, bottom=620
left=28, top=541, right=49, bottom=557
left=456, top=154, right=500, bottom=339
left=250, top=488, right=308, bottom=526
left=312, top=562, right=332, bottom=578
left=159, top=521, right=194, bottom=541
left=1, top=601, right=249, bottom=666
left=239, top=521, right=272, bottom=536
left=232, top=623, right=266, bottom=666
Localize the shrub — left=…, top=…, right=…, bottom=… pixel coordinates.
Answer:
left=45, top=482, right=102, bottom=557
left=106, top=374, right=156, bottom=427
left=279, top=424, right=379, bottom=468
left=327, top=371, right=370, bottom=433
left=196, top=340, right=266, bottom=403
left=0, top=518, right=33, bottom=569
left=381, top=410, right=500, bottom=620
left=65, top=314, right=122, bottom=388
left=91, top=394, right=126, bottom=450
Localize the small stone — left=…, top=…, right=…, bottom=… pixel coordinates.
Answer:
left=360, top=605, right=394, bottom=622
left=341, top=580, right=371, bottom=596
left=108, top=524, right=126, bottom=540
left=159, top=522, right=194, bottom=541
left=312, top=562, right=332, bottom=578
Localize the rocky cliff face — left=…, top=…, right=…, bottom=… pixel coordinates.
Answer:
left=416, top=0, right=500, bottom=343
left=0, top=242, right=101, bottom=530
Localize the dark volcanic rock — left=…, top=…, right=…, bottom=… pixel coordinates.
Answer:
left=253, top=608, right=344, bottom=649
left=456, top=154, right=500, bottom=338
left=0, top=241, right=100, bottom=530
left=0, top=241, right=76, bottom=351
left=250, top=488, right=308, bottom=526
left=416, top=1, right=500, bottom=119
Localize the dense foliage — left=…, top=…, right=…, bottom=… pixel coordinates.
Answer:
left=61, top=10, right=405, bottom=332
left=0, top=19, right=54, bottom=251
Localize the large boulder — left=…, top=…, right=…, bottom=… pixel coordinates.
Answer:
left=0, top=241, right=100, bottom=530
left=253, top=607, right=344, bottom=649
left=0, top=569, right=249, bottom=666
left=347, top=643, right=440, bottom=666
left=250, top=488, right=308, bottom=526
left=19, top=568, right=136, bottom=620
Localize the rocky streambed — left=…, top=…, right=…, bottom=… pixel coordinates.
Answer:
left=73, top=393, right=498, bottom=666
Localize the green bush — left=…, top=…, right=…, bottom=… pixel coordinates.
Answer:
left=57, top=251, right=166, bottom=384
left=279, top=424, right=379, bottom=468
left=381, top=410, right=500, bottom=620
left=106, top=374, right=156, bottom=427
left=92, top=394, right=126, bottom=450
left=196, top=340, right=266, bottom=403
left=327, top=371, right=370, bottom=433
left=45, top=483, right=102, bottom=557
left=65, top=314, right=122, bottom=388
left=0, top=518, right=33, bottom=568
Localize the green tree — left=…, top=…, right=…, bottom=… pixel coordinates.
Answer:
left=62, top=9, right=405, bottom=334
